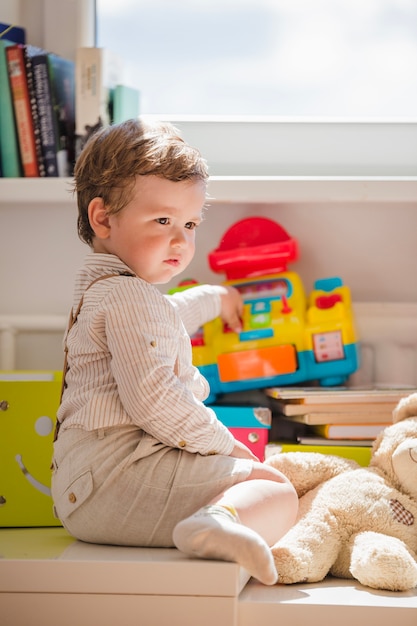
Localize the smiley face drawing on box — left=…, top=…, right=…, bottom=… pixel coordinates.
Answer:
left=15, top=414, right=54, bottom=496
left=0, top=372, right=62, bottom=527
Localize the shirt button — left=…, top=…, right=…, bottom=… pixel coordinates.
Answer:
left=68, top=492, right=77, bottom=503
left=178, top=440, right=186, bottom=448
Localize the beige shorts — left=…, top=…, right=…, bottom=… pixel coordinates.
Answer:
left=52, top=425, right=253, bottom=547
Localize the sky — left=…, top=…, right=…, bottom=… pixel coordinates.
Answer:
left=96, top=0, right=417, bottom=118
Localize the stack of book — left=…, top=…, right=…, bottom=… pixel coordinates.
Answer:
left=0, top=23, right=140, bottom=178
left=0, top=22, right=76, bottom=178
left=264, top=385, right=416, bottom=464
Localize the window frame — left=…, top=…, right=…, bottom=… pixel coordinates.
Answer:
left=12, top=0, right=417, bottom=180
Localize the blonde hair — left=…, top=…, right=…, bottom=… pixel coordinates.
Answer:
left=74, top=118, right=209, bottom=246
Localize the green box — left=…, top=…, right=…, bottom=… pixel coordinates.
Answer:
left=0, top=371, right=62, bottom=527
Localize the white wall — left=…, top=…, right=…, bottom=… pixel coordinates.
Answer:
left=2, top=184, right=416, bottom=370
left=2, top=0, right=95, bottom=56
left=163, top=199, right=417, bottom=304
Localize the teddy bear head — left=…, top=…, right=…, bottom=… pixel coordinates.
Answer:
left=370, top=393, right=417, bottom=500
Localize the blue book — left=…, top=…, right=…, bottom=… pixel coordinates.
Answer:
left=0, top=23, right=25, bottom=44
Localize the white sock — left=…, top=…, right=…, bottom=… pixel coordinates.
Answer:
left=172, top=504, right=278, bottom=585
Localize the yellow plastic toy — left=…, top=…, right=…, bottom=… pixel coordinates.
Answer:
left=174, top=217, right=360, bottom=402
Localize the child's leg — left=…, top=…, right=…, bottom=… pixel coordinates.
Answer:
left=173, top=464, right=298, bottom=585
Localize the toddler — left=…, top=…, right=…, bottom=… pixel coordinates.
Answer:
left=51, top=118, right=298, bottom=585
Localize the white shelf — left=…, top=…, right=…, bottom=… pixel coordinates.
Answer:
left=1, top=528, right=416, bottom=626
left=1, top=176, right=417, bottom=206
left=208, top=176, right=417, bottom=203
left=0, top=178, right=75, bottom=205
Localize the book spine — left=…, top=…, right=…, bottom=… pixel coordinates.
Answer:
left=6, top=45, right=39, bottom=177
left=312, top=423, right=388, bottom=439
left=75, top=47, right=107, bottom=140
left=47, top=54, right=76, bottom=176
left=75, top=47, right=122, bottom=156
left=31, top=53, right=59, bottom=176
left=275, top=409, right=397, bottom=425
left=0, top=40, right=22, bottom=177
left=22, top=45, right=45, bottom=177
left=112, top=84, right=139, bottom=124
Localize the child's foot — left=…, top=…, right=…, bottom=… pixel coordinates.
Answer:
left=172, top=504, right=278, bottom=585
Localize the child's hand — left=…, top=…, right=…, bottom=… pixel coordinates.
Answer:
left=229, top=439, right=259, bottom=461
left=218, top=286, right=243, bottom=334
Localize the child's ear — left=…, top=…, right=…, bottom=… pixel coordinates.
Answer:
left=88, top=197, right=111, bottom=239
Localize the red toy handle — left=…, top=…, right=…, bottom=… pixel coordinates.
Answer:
left=209, top=217, right=298, bottom=279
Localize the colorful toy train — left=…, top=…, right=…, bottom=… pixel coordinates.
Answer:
left=174, top=217, right=360, bottom=403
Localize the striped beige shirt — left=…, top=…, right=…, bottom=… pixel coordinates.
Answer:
left=57, top=253, right=235, bottom=456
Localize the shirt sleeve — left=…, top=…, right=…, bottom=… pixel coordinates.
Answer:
left=167, top=284, right=222, bottom=336
left=104, top=280, right=235, bottom=455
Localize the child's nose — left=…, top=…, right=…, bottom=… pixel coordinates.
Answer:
left=172, top=228, right=188, bottom=246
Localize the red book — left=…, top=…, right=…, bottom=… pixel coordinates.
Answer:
left=6, top=44, right=40, bottom=177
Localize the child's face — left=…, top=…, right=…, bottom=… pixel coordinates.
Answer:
left=95, top=175, right=206, bottom=284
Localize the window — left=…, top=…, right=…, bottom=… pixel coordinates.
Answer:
left=96, top=0, right=417, bottom=118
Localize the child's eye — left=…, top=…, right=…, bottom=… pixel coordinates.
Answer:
left=156, top=218, right=169, bottom=225
left=185, top=222, right=198, bottom=230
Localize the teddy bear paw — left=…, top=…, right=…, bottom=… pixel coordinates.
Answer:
left=350, top=537, right=417, bottom=591
left=392, top=392, right=417, bottom=423
left=272, top=545, right=328, bottom=584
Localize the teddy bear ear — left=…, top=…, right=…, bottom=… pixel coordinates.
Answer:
left=392, top=392, right=417, bottom=423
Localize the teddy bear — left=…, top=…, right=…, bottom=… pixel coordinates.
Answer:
left=265, top=393, right=417, bottom=591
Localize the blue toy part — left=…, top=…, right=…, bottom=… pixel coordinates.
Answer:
left=314, top=277, right=343, bottom=292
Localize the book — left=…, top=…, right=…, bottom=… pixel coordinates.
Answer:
left=296, top=437, right=374, bottom=447
left=47, top=53, right=75, bottom=176
left=311, top=422, right=389, bottom=440
left=265, top=386, right=415, bottom=415
left=265, top=385, right=416, bottom=404
left=0, top=23, right=26, bottom=45
left=271, top=400, right=397, bottom=417
left=21, top=44, right=46, bottom=176
left=29, top=47, right=59, bottom=176
left=265, top=441, right=372, bottom=466
left=112, top=84, right=140, bottom=124
left=273, top=410, right=394, bottom=425
left=0, top=38, right=22, bottom=177
left=75, top=47, right=123, bottom=153
left=6, top=44, right=42, bottom=177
